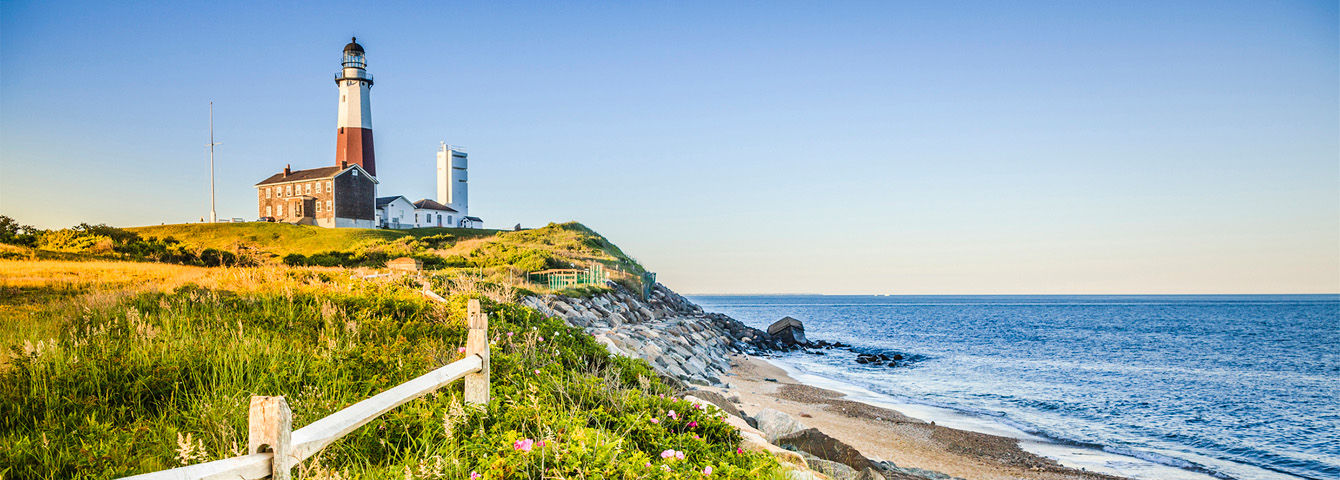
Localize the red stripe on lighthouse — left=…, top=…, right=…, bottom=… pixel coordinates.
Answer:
left=335, top=127, right=376, bottom=176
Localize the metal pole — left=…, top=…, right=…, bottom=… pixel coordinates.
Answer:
left=208, top=102, right=219, bottom=223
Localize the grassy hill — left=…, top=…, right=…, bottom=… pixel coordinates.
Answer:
left=0, top=221, right=786, bottom=479
left=126, top=222, right=500, bottom=258
left=125, top=222, right=644, bottom=275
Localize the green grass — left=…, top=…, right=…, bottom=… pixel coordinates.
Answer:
left=0, top=264, right=786, bottom=479
left=127, top=222, right=500, bottom=258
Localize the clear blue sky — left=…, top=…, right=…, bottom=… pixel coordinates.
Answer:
left=2, top=1, right=1337, bottom=294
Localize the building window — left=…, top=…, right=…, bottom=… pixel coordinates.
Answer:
left=277, top=204, right=284, bottom=216
left=315, top=182, right=322, bottom=194
left=316, top=202, right=322, bottom=213
left=265, top=188, right=271, bottom=199
left=448, top=216, right=452, bottom=224
left=326, top=200, right=331, bottom=212
left=266, top=205, right=272, bottom=216
left=305, top=183, right=312, bottom=194
left=286, top=185, right=292, bottom=196
left=415, top=213, right=419, bottom=223
left=326, top=181, right=332, bottom=191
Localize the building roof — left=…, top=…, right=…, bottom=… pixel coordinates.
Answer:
left=256, top=166, right=341, bottom=186
left=413, top=199, right=458, bottom=212
left=344, top=37, right=364, bottom=54
left=255, top=164, right=377, bottom=186
left=464, top=216, right=483, bottom=222
left=375, top=195, right=411, bottom=208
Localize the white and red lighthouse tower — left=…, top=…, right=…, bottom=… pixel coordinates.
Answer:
left=335, top=37, right=375, bottom=176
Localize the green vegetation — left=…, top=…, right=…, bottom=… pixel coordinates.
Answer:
left=0, top=220, right=777, bottom=479
left=0, top=263, right=783, bottom=479
left=127, top=222, right=498, bottom=258
left=0, top=216, right=249, bottom=267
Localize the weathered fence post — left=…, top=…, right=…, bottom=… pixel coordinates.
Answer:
left=464, top=299, right=490, bottom=405
left=248, top=396, right=293, bottom=480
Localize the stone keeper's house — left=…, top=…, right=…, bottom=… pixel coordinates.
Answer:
left=255, top=163, right=378, bottom=228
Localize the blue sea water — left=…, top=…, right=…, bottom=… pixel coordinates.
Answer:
left=688, top=295, right=1340, bottom=480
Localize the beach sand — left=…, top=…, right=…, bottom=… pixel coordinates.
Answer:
left=705, top=355, right=1128, bottom=480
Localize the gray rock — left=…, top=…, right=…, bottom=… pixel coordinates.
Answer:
left=856, top=468, right=886, bottom=480
left=800, top=453, right=859, bottom=480
left=754, top=408, right=807, bottom=443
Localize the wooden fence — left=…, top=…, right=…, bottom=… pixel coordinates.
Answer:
left=118, top=298, right=490, bottom=480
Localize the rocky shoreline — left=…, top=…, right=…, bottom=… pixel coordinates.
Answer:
left=520, top=282, right=899, bottom=386
left=523, top=283, right=1131, bottom=480
left=520, top=282, right=775, bottom=386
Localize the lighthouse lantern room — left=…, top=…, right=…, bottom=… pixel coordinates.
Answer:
left=335, top=37, right=376, bottom=176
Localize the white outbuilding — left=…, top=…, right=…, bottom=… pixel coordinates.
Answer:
left=375, top=195, right=416, bottom=229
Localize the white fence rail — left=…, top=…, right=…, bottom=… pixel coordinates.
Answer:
left=119, top=298, right=490, bottom=480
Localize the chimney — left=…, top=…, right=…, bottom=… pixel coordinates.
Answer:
left=341, top=160, right=349, bottom=169
left=284, top=164, right=291, bottom=176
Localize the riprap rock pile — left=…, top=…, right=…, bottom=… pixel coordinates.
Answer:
left=520, top=283, right=773, bottom=385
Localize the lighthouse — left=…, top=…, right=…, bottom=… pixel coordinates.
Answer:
left=335, top=37, right=376, bottom=176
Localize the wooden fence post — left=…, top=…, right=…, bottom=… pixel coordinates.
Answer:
left=248, top=396, right=293, bottom=480
left=464, top=299, right=490, bottom=405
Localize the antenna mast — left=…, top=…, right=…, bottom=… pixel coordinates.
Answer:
left=207, top=102, right=221, bottom=223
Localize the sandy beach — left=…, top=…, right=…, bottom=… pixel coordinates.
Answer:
left=703, top=355, right=1129, bottom=480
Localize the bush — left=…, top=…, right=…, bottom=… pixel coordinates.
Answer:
left=282, top=253, right=308, bottom=266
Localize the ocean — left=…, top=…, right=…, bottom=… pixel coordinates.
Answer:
left=687, top=295, right=1340, bottom=480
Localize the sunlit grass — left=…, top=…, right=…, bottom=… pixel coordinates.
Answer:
left=0, top=259, right=786, bottom=479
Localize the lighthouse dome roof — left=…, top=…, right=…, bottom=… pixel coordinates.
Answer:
left=343, top=37, right=364, bottom=54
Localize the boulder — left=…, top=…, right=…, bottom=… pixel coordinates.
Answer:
left=754, top=408, right=807, bottom=443
left=777, top=428, right=880, bottom=475
left=856, top=468, right=886, bottom=480
left=768, top=316, right=807, bottom=345
left=800, top=453, right=860, bottom=480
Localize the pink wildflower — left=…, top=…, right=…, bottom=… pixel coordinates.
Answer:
left=458, top=347, right=467, bottom=354
left=687, top=421, right=698, bottom=428
left=660, top=449, right=675, bottom=459
left=650, top=418, right=660, bottom=424
left=537, top=440, right=546, bottom=448
left=507, top=331, right=514, bottom=337
left=645, top=462, right=651, bottom=468
left=676, top=450, right=685, bottom=460
left=533, top=369, right=540, bottom=374
left=538, top=336, right=544, bottom=342
left=736, top=447, right=744, bottom=454
left=703, top=465, right=713, bottom=475
left=513, top=438, right=535, bottom=452
left=667, top=410, right=679, bottom=420
left=470, top=472, right=482, bottom=480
